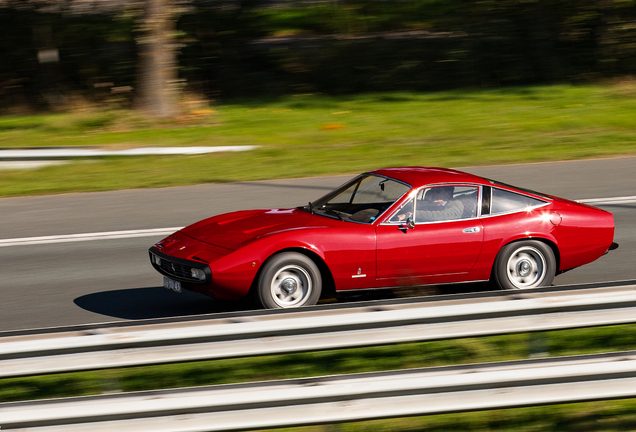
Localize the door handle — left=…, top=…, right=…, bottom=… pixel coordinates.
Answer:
left=463, top=227, right=480, bottom=233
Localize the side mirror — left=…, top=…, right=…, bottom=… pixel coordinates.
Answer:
left=406, top=217, right=415, bottom=229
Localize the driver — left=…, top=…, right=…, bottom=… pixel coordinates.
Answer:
left=417, top=186, right=463, bottom=221
left=396, top=186, right=464, bottom=222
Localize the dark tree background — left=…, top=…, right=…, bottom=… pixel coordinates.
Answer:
left=1, top=0, right=636, bottom=115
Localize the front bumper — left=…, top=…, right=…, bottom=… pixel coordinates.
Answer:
left=149, top=246, right=212, bottom=284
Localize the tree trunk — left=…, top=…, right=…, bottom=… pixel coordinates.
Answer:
left=137, top=0, right=179, bottom=118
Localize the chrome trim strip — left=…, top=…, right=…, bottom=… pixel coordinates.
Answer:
left=336, top=279, right=490, bottom=293
left=381, top=183, right=482, bottom=226
left=381, top=184, right=552, bottom=224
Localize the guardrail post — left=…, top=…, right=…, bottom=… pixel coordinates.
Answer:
left=529, top=332, right=548, bottom=358
left=100, top=370, right=122, bottom=394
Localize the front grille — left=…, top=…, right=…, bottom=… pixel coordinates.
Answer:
left=149, top=247, right=210, bottom=284
left=159, top=259, right=196, bottom=281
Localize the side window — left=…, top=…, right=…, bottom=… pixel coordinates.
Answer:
left=490, top=188, right=547, bottom=215
left=389, top=197, right=414, bottom=223
left=415, top=186, right=479, bottom=222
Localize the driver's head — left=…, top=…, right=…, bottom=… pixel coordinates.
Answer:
left=429, top=186, right=454, bottom=201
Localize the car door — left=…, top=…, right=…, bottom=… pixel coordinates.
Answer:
left=376, top=185, right=484, bottom=284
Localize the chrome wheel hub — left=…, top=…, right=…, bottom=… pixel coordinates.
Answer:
left=517, top=259, right=532, bottom=277
left=280, top=278, right=298, bottom=296
left=506, top=246, right=546, bottom=289
left=270, top=265, right=312, bottom=307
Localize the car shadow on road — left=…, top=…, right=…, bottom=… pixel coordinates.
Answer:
left=73, top=286, right=255, bottom=320
left=74, top=282, right=496, bottom=321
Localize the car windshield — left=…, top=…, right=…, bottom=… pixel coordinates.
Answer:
left=306, top=174, right=410, bottom=223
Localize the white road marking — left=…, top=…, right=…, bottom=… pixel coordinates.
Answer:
left=0, top=228, right=183, bottom=247
left=578, top=196, right=636, bottom=205
left=0, top=195, right=633, bottom=248
left=0, top=146, right=258, bottom=159
left=0, top=161, right=69, bottom=171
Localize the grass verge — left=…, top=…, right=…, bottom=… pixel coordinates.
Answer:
left=1, top=84, right=636, bottom=197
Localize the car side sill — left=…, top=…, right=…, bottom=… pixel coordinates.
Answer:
left=335, top=279, right=490, bottom=293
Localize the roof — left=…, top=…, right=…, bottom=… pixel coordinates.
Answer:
left=369, top=167, right=487, bottom=189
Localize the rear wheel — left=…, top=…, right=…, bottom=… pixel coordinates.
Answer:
left=257, top=252, right=322, bottom=309
left=493, top=240, right=556, bottom=290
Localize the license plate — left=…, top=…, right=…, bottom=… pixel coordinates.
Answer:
left=163, top=276, right=182, bottom=293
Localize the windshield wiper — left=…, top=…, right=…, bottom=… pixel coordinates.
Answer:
left=324, top=208, right=344, bottom=221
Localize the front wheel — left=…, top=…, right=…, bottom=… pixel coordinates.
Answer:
left=257, top=252, right=322, bottom=309
left=493, top=241, right=556, bottom=290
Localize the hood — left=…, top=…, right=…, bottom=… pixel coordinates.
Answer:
left=180, top=208, right=321, bottom=250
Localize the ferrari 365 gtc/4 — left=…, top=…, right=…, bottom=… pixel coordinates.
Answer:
left=149, top=167, right=617, bottom=309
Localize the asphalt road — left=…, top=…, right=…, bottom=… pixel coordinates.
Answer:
left=1, top=157, right=635, bottom=332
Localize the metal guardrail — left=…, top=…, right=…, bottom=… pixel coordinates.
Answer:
left=3, top=351, right=636, bottom=431
left=1, top=284, right=636, bottom=378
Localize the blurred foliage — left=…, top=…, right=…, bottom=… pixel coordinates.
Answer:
left=0, top=6, right=137, bottom=111
left=2, top=0, right=636, bottom=111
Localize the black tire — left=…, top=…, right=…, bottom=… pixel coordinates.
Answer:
left=257, top=252, right=322, bottom=309
left=493, top=240, right=556, bottom=290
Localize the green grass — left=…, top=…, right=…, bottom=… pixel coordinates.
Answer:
left=2, top=324, right=636, bottom=431
left=1, top=84, right=636, bottom=197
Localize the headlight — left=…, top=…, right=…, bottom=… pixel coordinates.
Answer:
left=191, top=268, right=206, bottom=281
left=152, top=254, right=161, bottom=266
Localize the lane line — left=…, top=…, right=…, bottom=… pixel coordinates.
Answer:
left=1, top=196, right=633, bottom=248
left=0, top=228, right=184, bottom=247
left=578, top=196, right=636, bottom=205
left=0, top=146, right=258, bottom=159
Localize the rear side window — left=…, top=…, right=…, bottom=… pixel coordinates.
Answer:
left=491, top=188, right=547, bottom=215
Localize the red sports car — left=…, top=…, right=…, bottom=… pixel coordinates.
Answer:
left=149, top=167, right=618, bottom=309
